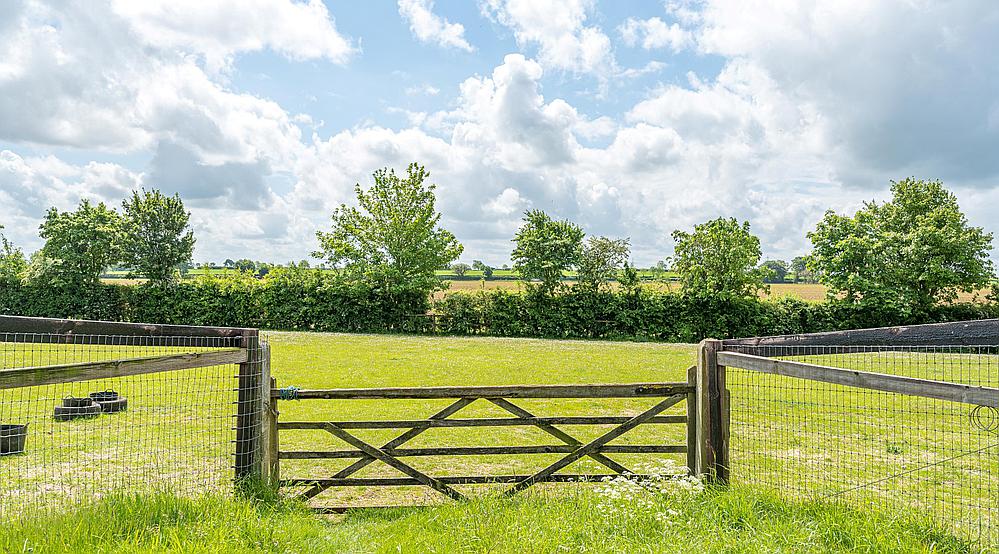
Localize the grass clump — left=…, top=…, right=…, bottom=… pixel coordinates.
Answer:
left=1, top=484, right=974, bottom=553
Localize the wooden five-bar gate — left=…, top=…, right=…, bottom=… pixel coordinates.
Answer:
left=268, top=380, right=713, bottom=507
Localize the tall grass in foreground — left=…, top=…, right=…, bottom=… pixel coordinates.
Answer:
left=0, top=485, right=975, bottom=553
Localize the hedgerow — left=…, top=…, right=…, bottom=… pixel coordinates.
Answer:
left=1, top=271, right=995, bottom=341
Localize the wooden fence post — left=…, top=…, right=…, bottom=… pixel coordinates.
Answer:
left=686, top=364, right=697, bottom=475
left=235, top=330, right=261, bottom=483
left=696, top=339, right=729, bottom=483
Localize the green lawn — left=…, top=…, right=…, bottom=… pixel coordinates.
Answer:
left=0, top=487, right=973, bottom=553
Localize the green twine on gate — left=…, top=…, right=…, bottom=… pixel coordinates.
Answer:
left=277, top=386, right=300, bottom=400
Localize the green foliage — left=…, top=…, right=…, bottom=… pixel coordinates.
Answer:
left=451, top=262, right=470, bottom=276
left=672, top=218, right=769, bottom=298
left=314, top=163, right=463, bottom=294
left=38, top=199, right=123, bottom=286
left=809, top=178, right=994, bottom=314
left=790, top=255, right=814, bottom=283
left=121, top=189, right=195, bottom=284
left=0, top=226, right=27, bottom=281
left=761, top=259, right=789, bottom=283
left=577, top=236, right=630, bottom=291
left=511, top=210, right=584, bottom=293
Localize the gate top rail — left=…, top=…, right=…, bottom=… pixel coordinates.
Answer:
left=276, top=382, right=692, bottom=400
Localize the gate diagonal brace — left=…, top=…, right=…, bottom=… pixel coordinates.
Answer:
left=486, top=397, right=634, bottom=475
left=298, top=397, right=474, bottom=500
left=504, top=395, right=686, bottom=496
left=321, top=423, right=467, bottom=501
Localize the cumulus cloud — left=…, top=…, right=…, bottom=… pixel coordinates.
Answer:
left=112, top=0, right=355, bottom=73
left=618, top=17, right=692, bottom=51
left=480, top=0, right=616, bottom=80
left=398, top=0, right=475, bottom=52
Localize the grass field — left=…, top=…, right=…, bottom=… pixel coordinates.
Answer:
left=1, top=332, right=996, bottom=550
left=0, top=487, right=973, bottom=553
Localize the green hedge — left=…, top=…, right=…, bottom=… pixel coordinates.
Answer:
left=1, top=271, right=995, bottom=341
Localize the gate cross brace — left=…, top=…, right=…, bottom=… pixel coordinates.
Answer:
left=298, top=397, right=473, bottom=500
left=504, top=394, right=686, bottom=496
left=486, top=398, right=633, bottom=475
left=321, top=423, right=466, bottom=501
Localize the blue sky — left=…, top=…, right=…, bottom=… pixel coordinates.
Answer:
left=2, top=0, right=998, bottom=266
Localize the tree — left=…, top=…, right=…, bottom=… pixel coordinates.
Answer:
left=790, top=256, right=811, bottom=282
left=121, top=189, right=196, bottom=284
left=451, top=262, right=471, bottom=277
left=511, top=210, right=584, bottom=293
left=577, top=236, right=630, bottom=291
left=38, top=200, right=123, bottom=286
left=760, top=259, right=789, bottom=283
left=808, top=178, right=994, bottom=311
left=224, top=259, right=235, bottom=268
left=314, top=163, right=463, bottom=292
left=481, top=265, right=494, bottom=279
left=0, top=226, right=27, bottom=281
left=671, top=217, right=768, bottom=298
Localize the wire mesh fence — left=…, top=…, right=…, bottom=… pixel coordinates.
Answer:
left=0, top=330, right=266, bottom=519
left=724, top=344, right=998, bottom=546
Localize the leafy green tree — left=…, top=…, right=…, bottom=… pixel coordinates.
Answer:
left=451, top=262, right=471, bottom=277
left=760, top=259, right=789, bottom=283
left=671, top=217, right=768, bottom=298
left=577, top=236, right=630, bottom=291
left=790, top=256, right=811, bottom=282
left=481, top=265, right=494, bottom=279
left=0, top=225, right=28, bottom=281
left=511, top=210, right=584, bottom=293
left=314, top=163, right=463, bottom=293
left=38, top=199, right=123, bottom=286
left=808, top=178, right=994, bottom=311
left=121, top=189, right=196, bottom=284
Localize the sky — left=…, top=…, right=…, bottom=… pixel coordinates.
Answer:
left=1, top=0, right=998, bottom=267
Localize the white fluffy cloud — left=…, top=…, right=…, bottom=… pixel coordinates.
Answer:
left=618, top=17, right=692, bottom=51
left=112, top=0, right=354, bottom=73
left=481, top=0, right=616, bottom=79
left=398, top=0, right=475, bottom=52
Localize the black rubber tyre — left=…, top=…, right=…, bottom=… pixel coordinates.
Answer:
left=89, top=390, right=119, bottom=403
left=0, top=424, right=28, bottom=455
left=62, top=396, right=94, bottom=408
left=96, top=397, right=128, bottom=413
left=54, top=403, right=102, bottom=421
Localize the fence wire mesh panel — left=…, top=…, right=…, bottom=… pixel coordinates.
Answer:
left=0, top=331, right=265, bottom=520
left=724, top=344, right=998, bottom=547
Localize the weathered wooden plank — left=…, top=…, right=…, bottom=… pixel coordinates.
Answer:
left=723, top=318, right=999, bottom=349
left=278, top=415, right=686, bottom=430
left=321, top=423, right=466, bottom=501
left=717, top=351, right=999, bottom=408
left=298, top=398, right=475, bottom=501
left=282, top=474, right=660, bottom=487
left=504, top=395, right=686, bottom=496
left=279, top=444, right=687, bottom=459
left=0, top=348, right=247, bottom=390
left=283, top=383, right=692, bottom=399
left=486, top=398, right=632, bottom=475
left=0, top=315, right=249, bottom=345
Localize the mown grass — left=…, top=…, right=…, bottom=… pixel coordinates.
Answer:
left=0, top=486, right=975, bottom=553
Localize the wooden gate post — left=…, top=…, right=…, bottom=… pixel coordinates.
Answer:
left=695, top=339, right=729, bottom=483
